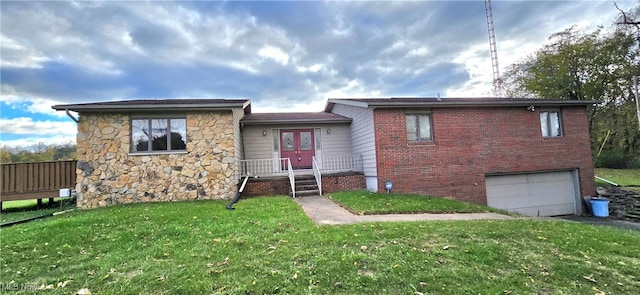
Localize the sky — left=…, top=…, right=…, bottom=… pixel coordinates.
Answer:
left=0, top=0, right=636, bottom=149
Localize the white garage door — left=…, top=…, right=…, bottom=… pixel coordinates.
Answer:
left=486, top=171, right=577, bottom=217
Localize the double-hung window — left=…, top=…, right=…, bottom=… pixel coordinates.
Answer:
left=406, top=113, right=433, bottom=142
left=540, top=109, right=562, bottom=137
left=131, top=117, right=187, bottom=153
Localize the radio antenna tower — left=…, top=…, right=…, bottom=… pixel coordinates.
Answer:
left=485, top=0, right=502, bottom=96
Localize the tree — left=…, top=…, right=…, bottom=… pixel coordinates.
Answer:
left=502, top=23, right=640, bottom=167
left=0, top=144, right=76, bottom=164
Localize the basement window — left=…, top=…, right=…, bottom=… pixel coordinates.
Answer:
left=131, top=118, right=187, bottom=153
left=540, top=109, right=563, bottom=137
left=406, top=113, right=433, bottom=142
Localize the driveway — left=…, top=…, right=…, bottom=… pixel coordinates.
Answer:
left=560, top=215, right=640, bottom=232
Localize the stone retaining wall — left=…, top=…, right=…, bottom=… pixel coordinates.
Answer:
left=75, top=111, right=238, bottom=209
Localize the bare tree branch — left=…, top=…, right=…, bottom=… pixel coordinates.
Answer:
left=614, top=1, right=640, bottom=26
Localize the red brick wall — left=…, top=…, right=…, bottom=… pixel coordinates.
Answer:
left=242, top=173, right=365, bottom=197
left=321, top=173, right=367, bottom=193
left=242, top=177, right=291, bottom=197
left=374, top=106, right=596, bottom=205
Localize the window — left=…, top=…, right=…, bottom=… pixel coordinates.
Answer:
left=131, top=118, right=187, bottom=153
left=406, top=113, right=433, bottom=142
left=540, top=110, right=562, bottom=137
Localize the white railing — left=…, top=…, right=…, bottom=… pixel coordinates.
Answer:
left=287, top=159, right=295, bottom=198
left=239, top=158, right=291, bottom=177
left=239, top=158, right=296, bottom=197
left=312, top=157, right=322, bottom=196
left=318, top=154, right=364, bottom=172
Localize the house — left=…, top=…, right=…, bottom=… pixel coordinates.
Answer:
left=53, top=97, right=597, bottom=216
left=326, top=97, right=597, bottom=216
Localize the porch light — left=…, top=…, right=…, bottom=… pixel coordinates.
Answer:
left=263, top=129, right=267, bottom=136
left=326, top=128, right=331, bottom=134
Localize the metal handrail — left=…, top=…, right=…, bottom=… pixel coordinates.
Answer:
left=320, top=154, right=364, bottom=172
left=287, top=158, right=295, bottom=198
left=312, top=157, right=322, bottom=196
left=239, top=158, right=290, bottom=177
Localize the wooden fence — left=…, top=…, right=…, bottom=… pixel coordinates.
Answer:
left=1, top=160, right=77, bottom=202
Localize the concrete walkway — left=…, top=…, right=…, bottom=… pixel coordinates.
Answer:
left=294, top=195, right=514, bottom=225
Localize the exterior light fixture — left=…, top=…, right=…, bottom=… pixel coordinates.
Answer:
left=326, top=128, right=331, bottom=134
left=262, top=130, right=267, bottom=136
left=527, top=106, right=536, bottom=112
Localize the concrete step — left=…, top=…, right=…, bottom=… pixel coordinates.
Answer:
left=292, top=176, right=319, bottom=197
left=295, top=189, right=319, bottom=197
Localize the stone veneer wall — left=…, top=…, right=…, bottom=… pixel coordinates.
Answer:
left=75, top=111, right=238, bottom=209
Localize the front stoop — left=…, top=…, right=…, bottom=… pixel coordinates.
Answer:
left=293, top=175, right=319, bottom=197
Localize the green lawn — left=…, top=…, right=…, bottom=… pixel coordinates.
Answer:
left=595, top=168, right=640, bottom=187
left=1, top=198, right=76, bottom=224
left=0, top=197, right=638, bottom=294
left=327, top=190, right=495, bottom=215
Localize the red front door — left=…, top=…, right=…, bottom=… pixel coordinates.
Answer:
left=280, top=129, right=315, bottom=169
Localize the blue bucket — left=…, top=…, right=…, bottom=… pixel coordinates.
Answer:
left=590, top=199, right=609, bottom=217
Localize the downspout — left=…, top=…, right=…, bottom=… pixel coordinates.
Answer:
left=226, top=175, right=251, bottom=210
left=65, top=109, right=79, bottom=123
left=227, top=121, right=250, bottom=210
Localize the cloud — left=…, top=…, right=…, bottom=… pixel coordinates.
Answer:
left=258, top=45, right=290, bottom=65
left=0, top=0, right=634, bottom=148
left=0, top=117, right=77, bottom=136
left=0, top=135, right=76, bottom=149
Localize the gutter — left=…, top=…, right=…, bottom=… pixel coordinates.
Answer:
left=325, top=98, right=603, bottom=110
left=65, top=109, right=79, bottom=123
left=52, top=103, right=248, bottom=113
left=241, top=118, right=352, bottom=125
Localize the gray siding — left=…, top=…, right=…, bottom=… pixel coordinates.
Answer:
left=320, top=124, right=351, bottom=157
left=242, top=124, right=351, bottom=160
left=330, top=104, right=378, bottom=191
left=242, top=125, right=274, bottom=160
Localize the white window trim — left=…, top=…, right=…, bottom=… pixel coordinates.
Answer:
left=540, top=109, right=563, bottom=138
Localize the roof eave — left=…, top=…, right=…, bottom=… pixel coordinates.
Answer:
left=325, top=99, right=371, bottom=111
left=52, top=102, right=249, bottom=112
left=366, top=100, right=603, bottom=108
left=241, top=118, right=352, bottom=125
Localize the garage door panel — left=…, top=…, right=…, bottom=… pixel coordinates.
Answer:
left=486, top=174, right=528, bottom=186
left=488, top=195, right=530, bottom=208
left=528, top=192, right=573, bottom=207
left=509, top=203, right=575, bottom=217
left=486, top=171, right=577, bottom=217
left=487, top=182, right=529, bottom=198
left=531, top=179, right=572, bottom=193
left=527, top=204, right=575, bottom=217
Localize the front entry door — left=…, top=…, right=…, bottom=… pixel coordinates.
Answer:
left=280, top=129, right=315, bottom=169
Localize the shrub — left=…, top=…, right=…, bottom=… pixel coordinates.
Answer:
left=594, top=149, right=628, bottom=169
left=628, top=153, right=640, bottom=169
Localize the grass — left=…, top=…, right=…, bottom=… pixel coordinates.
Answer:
left=327, top=190, right=495, bottom=215
left=1, top=196, right=638, bottom=294
left=594, top=168, right=640, bottom=187
left=1, top=198, right=76, bottom=224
